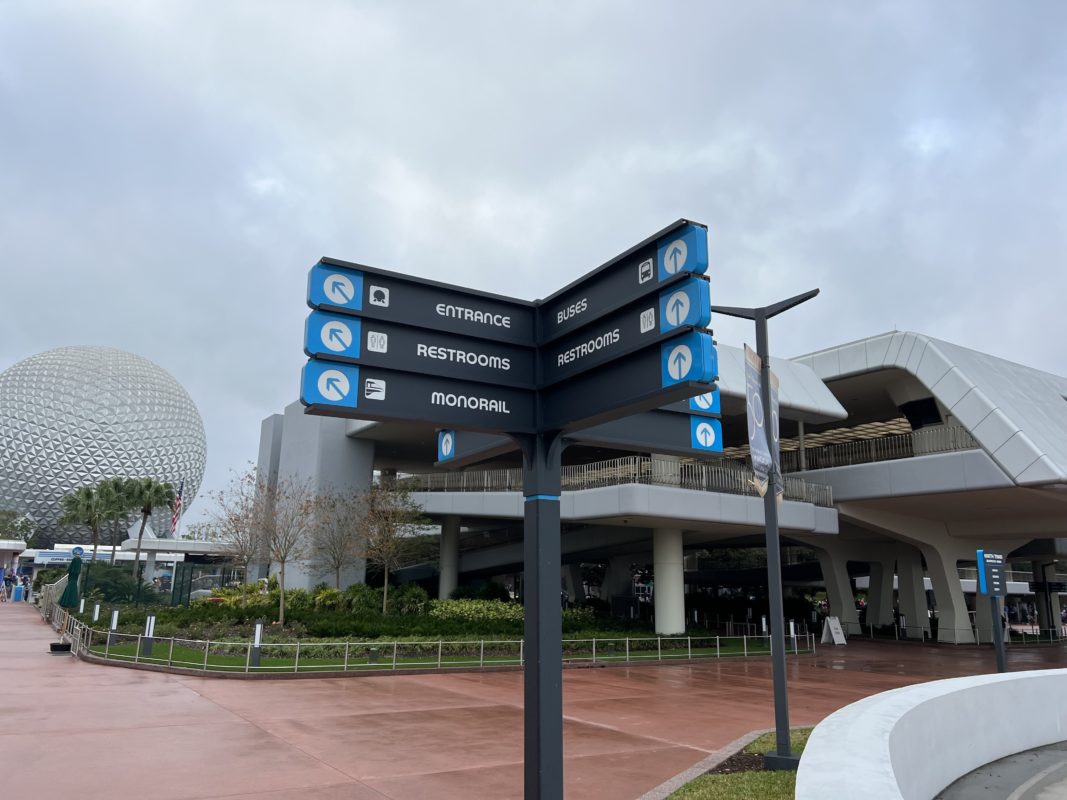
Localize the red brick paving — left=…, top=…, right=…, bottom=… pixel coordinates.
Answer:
left=5, top=604, right=1065, bottom=799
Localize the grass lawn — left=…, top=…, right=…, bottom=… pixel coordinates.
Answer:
left=667, top=728, right=812, bottom=800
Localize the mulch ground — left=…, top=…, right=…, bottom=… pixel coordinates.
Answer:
left=708, top=750, right=766, bottom=774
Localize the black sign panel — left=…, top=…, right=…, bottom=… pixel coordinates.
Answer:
left=540, top=276, right=711, bottom=387
left=305, top=311, right=536, bottom=388
left=540, top=330, right=717, bottom=432
left=571, top=410, right=721, bottom=459
left=538, top=220, right=708, bottom=343
left=309, top=258, right=535, bottom=345
left=301, top=361, right=536, bottom=434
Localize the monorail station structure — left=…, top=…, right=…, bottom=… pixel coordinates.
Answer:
left=257, top=330, right=1067, bottom=644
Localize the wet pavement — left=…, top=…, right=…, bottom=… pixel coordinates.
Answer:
left=5, top=604, right=1066, bottom=799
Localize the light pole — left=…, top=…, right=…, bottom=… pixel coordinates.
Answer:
left=715, top=288, right=819, bottom=770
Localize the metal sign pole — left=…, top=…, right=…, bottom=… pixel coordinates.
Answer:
left=990, top=595, right=1007, bottom=673
left=715, top=288, right=819, bottom=772
left=519, top=432, right=564, bottom=799
left=755, top=310, right=792, bottom=767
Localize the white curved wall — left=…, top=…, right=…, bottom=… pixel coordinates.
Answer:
left=796, top=669, right=1067, bottom=800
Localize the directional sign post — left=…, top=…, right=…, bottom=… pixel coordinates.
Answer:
left=977, top=549, right=1008, bottom=673
left=300, top=220, right=719, bottom=799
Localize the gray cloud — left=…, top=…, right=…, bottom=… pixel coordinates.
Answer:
left=2, top=1, right=1065, bottom=523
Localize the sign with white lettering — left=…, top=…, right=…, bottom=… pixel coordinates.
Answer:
left=301, top=360, right=536, bottom=433
left=541, top=330, right=717, bottom=431
left=977, top=550, right=1006, bottom=597
left=539, top=221, right=709, bottom=343
left=540, top=276, right=711, bottom=387
left=308, top=259, right=536, bottom=345
left=304, top=311, right=536, bottom=388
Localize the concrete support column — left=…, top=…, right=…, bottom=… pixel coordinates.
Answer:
left=563, top=563, right=585, bottom=604
left=895, top=546, right=930, bottom=638
left=814, top=548, right=859, bottom=630
left=866, top=560, right=896, bottom=627
left=797, top=421, right=807, bottom=471
left=438, top=516, right=460, bottom=600
left=921, top=546, right=974, bottom=643
left=603, top=556, right=634, bottom=599
left=143, top=552, right=157, bottom=585
left=653, top=528, right=685, bottom=635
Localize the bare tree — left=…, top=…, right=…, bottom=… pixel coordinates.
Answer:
left=206, top=468, right=265, bottom=579
left=308, top=490, right=363, bottom=588
left=257, top=477, right=315, bottom=626
left=357, top=479, right=429, bottom=614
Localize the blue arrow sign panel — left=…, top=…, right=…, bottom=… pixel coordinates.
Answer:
left=309, top=264, right=365, bottom=312
left=688, top=387, right=721, bottom=415
left=657, top=224, right=710, bottom=282
left=437, top=430, right=456, bottom=462
left=660, top=331, right=717, bottom=387
left=658, top=276, right=711, bottom=334
left=305, top=310, right=362, bottom=361
left=690, top=416, right=724, bottom=452
left=301, top=361, right=361, bottom=410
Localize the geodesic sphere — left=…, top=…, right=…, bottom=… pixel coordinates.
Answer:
left=0, top=346, right=207, bottom=544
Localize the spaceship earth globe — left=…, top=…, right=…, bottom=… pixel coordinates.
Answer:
left=0, top=346, right=207, bottom=545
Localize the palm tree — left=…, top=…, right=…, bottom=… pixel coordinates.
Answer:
left=126, top=478, right=176, bottom=602
left=58, top=486, right=104, bottom=561
left=58, top=486, right=105, bottom=592
left=96, top=477, right=136, bottom=565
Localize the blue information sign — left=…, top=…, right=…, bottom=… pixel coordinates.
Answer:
left=690, top=416, right=724, bottom=452
left=660, top=331, right=717, bottom=387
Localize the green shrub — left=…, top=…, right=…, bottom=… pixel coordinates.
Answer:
left=390, top=583, right=430, bottom=615
left=562, top=606, right=596, bottom=631
left=283, top=588, right=312, bottom=612
left=32, top=567, right=65, bottom=592
left=429, top=599, right=524, bottom=625
left=343, top=583, right=383, bottom=614
left=313, top=586, right=345, bottom=611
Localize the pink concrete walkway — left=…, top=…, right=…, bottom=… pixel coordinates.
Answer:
left=5, top=604, right=1065, bottom=799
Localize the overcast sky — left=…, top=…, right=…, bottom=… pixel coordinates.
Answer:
left=2, top=1, right=1065, bottom=524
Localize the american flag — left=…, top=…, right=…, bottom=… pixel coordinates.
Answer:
left=171, top=480, right=184, bottom=535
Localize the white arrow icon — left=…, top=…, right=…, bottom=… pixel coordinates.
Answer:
left=321, top=320, right=352, bottom=352
left=692, top=391, right=715, bottom=410
left=695, top=422, right=717, bottom=448
left=667, top=344, right=693, bottom=381
left=324, top=273, right=355, bottom=305
left=664, top=290, right=691, bottom=327
left=317, top=369, right=349, bottom=402
left=663, top=238, right=688, bottom=275
left=440, top=432, right=454, bottom=457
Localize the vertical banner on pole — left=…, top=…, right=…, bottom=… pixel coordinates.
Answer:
left=769, top=369, right=784, bottom=504
left=744, top=345, right=772, bottom=496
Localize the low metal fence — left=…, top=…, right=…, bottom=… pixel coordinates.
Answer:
left=40, top=606, right=817, bottom=675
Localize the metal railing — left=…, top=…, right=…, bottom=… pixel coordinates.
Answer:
left=782, top=425, right=978, bottom=473
left=36, top=589, right=817, bottom=674
left=75, top=628, right=816, bottom=673
left=404, top=456, right=834, bottom=507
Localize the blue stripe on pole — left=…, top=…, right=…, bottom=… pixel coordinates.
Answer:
left=525, top=494, right=560, bottom=502
left=977, top=549, right=987, bottom=595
